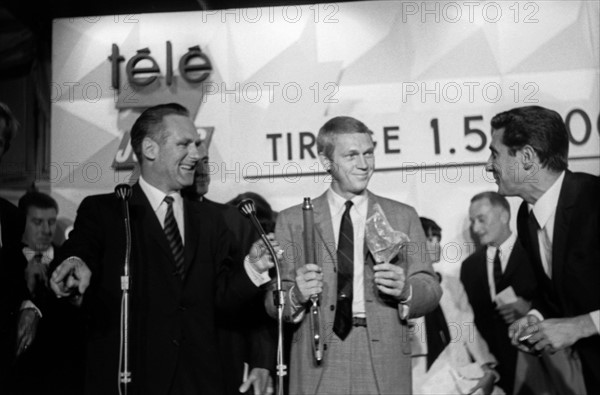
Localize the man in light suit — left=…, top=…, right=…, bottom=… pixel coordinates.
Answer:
left=49, top=103, right=277, bottom=395
left=266, top=116, right=441, bottom=394
left=486, top=106, right=600, bottom=393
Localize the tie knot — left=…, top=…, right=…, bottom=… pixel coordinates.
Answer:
left=344, top=200, right=353, bottom=212
left=164, top=195, right=174, bottom=205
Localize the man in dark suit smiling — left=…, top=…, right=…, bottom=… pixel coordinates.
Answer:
left=486, top=105, right=600, bottom=393
left=49, top=103, right=278, bottom=395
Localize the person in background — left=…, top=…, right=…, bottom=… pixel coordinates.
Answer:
left=487, top=105, right=598, bottom=393
left=412, top=217, right=500, bottom=395
left=182, top=144, right=275, bottom=395
left=461, top=192, right=536, bottom=393
left=0, top=101, right=27, bottom=394
left=266, top=116, right=442, bottom=395
left=14, top=191, right=85, bottom=395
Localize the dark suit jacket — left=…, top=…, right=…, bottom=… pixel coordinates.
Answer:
left=204, top=199, right=276, bottom=394
left=516, top=170, right=600, bottom=393
left=52, top=183, right=262, bottom=395
left=0, top=197, right=26, bottom=391
left=461, top=239, right=537, bottom=393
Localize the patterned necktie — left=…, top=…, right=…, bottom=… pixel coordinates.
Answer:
left=163, top=196, right=185, bottom=279
left=493, top=248, right=503, bottom=291
left=334, top=200, right=354, bottom=340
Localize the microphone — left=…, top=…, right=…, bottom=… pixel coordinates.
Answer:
left=114, top=183, right=133, bottom=390
left=114, top=183, right=132, bottom=201
left=238, top=198, right=288, bottom=391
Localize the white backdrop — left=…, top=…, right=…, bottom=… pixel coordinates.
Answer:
left=50, top=1, right=599, bottom=257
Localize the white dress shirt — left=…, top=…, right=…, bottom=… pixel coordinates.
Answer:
left=485, top=231, right=517, bottom=300
left=139, top=175, right=185, bottom=242
left=327, top=188, right=368, bottom=318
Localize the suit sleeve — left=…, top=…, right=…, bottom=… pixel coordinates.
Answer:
left=403, top=207, right=442, bottom=319
left=213, top=210, right=264, bottom=317
left=50, top=196, right=106, bottom=275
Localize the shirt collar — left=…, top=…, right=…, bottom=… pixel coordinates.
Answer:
left=529, top=171, right=565, bottom=229
left=486, top=231, right=517, bottom=259
left=139, top=175, right=182, bottom=212
left=22, top=245, right=54, bottom=264
left=326, top=187, right=368, bottom=217
left=498, top=231, right=517, bottom=258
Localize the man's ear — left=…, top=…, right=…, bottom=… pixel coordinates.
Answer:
left=519, top=144, right=537, bottom=170
left=319, top=153, right=332, bottom=173
left=142, top=137, right=158, bottom=161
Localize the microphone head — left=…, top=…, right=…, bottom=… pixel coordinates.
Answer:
left=114, top=183, right=132, bottom=201
left=237, top=198, right=256, bottom=217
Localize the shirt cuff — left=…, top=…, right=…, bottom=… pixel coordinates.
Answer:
left=398, top=284, right=412, bottom=320
left=20, top=300, right=42, bottom=318
left=289, top=285, right=306, bottom=323
left=243, top=256, right=271, bottom=287
left=528, top=309, right=544, bottom=322
left=590, top=310, right=600, bottom=334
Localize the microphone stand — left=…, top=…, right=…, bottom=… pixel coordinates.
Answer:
left=238, top=200, right=287, bottom=395
left=115, top=185, right=132, bottom=395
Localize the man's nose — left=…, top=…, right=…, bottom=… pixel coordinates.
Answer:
left=485, top=156, right=494, bottom=172
left=357, top=155, right=368, bottom=169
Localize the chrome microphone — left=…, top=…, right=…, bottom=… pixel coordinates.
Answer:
left=238, top=198, right=288, bottom=393
left=114, top=183, right=132, bottom=392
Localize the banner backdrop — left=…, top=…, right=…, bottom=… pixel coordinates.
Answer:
left=51, top=1, right=599, bottom=256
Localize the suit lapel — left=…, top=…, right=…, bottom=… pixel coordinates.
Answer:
left=499, top=241, right=519, bottom=290
left=551, top=171, right=574, bottom=289
left=312, top=193, right=337, bottom=268
left=130, top=183, right=177, bottom=274
left=183, top=198, right=200, bottom=280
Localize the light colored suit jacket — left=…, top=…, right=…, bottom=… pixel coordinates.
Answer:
left=268, top=190, right=442, bottom=395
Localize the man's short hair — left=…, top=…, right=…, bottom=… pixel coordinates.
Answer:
left=316, top=116, right=373, bottom=160
left=420, top=217, right=442, bottom=240
left=470, top=191, right=510, bottom=215
left=490, top=106, right=569, bottom=172
left=130, top=103, right=190, bottom=163
left=0, top=101, right=20, bottom=152
left=18, top=191, right=59, bottom=215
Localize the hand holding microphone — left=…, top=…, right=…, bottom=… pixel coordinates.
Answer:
left=248, top=233, right=282, bottom=274
left=238, top=199, right=283, bottom=275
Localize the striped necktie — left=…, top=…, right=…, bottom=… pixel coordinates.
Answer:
left=163, top=196, right=185, bottom=279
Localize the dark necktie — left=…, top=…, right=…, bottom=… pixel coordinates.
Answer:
left=334, top=200, right=354, bottom=340
left=493, top=249, right=503, bottom=291
left=424, top=303, right=450, bottom=369
left=527, top=211, right=543, bottom=268
left=163, top=196, right=185, bottom=279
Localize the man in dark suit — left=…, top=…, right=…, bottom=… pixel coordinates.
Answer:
left=182, top=144, right=276, bottom=395
left=14, top=191, right=85, bottom=395
left=486, top=105, right=600, bottom=393
left=49, top=103, right=277, bottom=395
left=266, top=116, right=442, bottom=394
left=461, top=192, right=537, bottom=393
left=1, top=101, right=28, bottom=393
